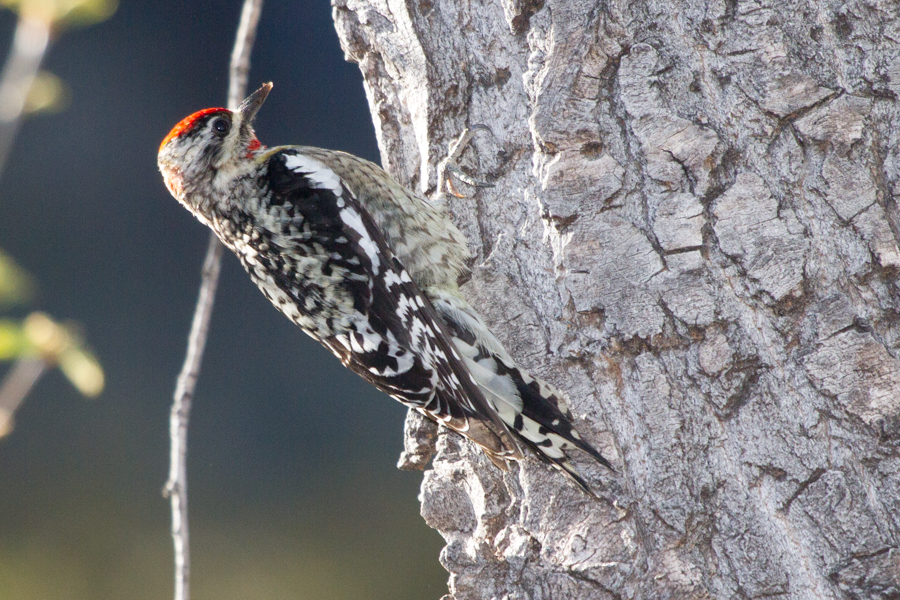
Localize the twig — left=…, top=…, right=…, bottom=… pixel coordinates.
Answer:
left=163, top=2, right=264, bottom=600
left=0, top=358, right=46, bottom=438
left=0, top=15, right=51, bottom=179
left=228, top=0, right=265, bottom=110
left=163, top=233, right=221, bottom=600
left=0, top=13, right=52, bottom=428
left=0, top=14, right=50, bottom=435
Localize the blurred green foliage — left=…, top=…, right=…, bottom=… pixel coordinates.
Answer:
left=0, top=249, right=33, bottom=308
left=0, top=0, right=115, bottom=435
left=0, top=0, right=116, bottom=27
left=23, top=70, right=69, bottom=115
left=0, top=251, right=103, bottom=438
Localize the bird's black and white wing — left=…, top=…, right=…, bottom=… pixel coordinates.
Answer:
left=263, top=148, right=522, bottom=460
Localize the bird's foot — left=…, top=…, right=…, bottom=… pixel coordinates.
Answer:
left=436, top=125, right=494, bottom=199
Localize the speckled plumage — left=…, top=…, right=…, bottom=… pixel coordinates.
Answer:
left=158, top=84, right=612, bottom=494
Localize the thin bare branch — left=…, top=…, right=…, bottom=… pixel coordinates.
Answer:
left=163, top=233, right=222, bottom=600
left=164, top=2, right=264, bottom=599
left=0, top=358, right=46, bottom=438
left=228, top=0, right=265, bottom=110
left=0, top=15, right=50, bottom=179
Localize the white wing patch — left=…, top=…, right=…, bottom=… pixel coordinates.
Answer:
left=283, top=153, right=344, bottom=197
left=282, top=151, right=383, bottom=277
left=339, top=206, right=382, bottom=276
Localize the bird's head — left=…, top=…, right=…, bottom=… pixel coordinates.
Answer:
left=157, top=82, right=272, bottom=207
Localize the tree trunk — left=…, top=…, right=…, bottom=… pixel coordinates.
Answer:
left=332, top=0, right=900, bottom=598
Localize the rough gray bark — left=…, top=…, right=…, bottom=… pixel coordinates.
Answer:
left=333, top=1, right=900, bottom=598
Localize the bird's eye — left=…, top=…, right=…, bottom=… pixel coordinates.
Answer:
left=212, top=118, right=230, bottom=136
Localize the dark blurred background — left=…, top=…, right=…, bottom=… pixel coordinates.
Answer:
left=0, top=1, right=447, bottom=598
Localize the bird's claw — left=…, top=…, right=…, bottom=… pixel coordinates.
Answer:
left=437, top=125, right=494, bottom=199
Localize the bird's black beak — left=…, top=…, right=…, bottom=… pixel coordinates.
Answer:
left=238, top=82, right=272, bottom=123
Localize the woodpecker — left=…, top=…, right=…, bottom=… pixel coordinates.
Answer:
left=158, top=83, right=613, bottom=494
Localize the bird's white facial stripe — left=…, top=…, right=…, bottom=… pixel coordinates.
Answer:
left=283, top=153, right=343, bottom=196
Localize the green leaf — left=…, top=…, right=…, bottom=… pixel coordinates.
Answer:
left=58, top=346, right=103, bottom=397
left=0, top=319, right=31, bottom=360
left=24, top=70, right=70, bottom=115
left=0, top=250, right=34, bottom=307
left=0, top=0, right=117, bottom=26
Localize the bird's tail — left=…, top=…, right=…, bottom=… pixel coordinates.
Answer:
left=429, top=290, right=614, bottom=495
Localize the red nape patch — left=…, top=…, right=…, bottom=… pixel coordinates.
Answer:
left=159, top=107, right=229, bottom=153
left=244, top=138, right=263, bottom=158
